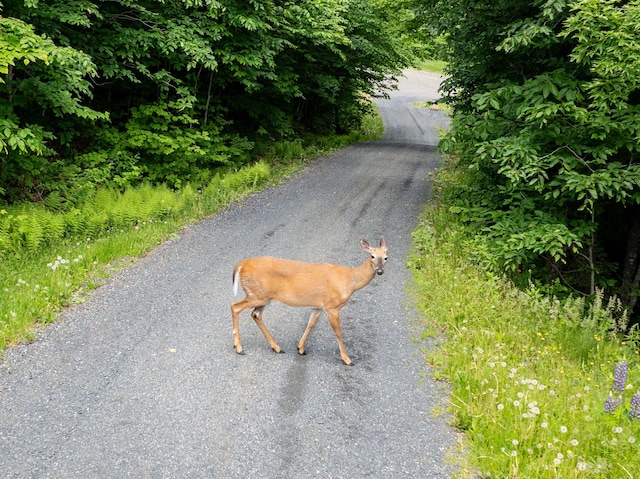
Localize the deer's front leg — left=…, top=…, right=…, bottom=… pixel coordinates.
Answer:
left=326, top=309, right=352, bottom=366
left=298, top=308, right=322, bottom=356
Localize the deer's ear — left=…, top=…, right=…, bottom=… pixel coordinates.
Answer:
left=360, top=239, right=371, bottom=251
left=379, top=237, right=387, bottom=248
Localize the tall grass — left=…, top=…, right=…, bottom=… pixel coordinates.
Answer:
left=0, top=162, right=270, bottom=349
left=410, top=169, right=640, bottom=478
left=418, top=59, right=448, bottom=74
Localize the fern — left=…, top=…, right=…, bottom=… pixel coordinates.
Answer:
left=35, top=208, right=66, bottom=245
left=0, top=164, right=272, bottom=256
left=221, top=161, right=270, bottom=191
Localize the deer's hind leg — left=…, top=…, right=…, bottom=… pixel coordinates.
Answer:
left=250, top=303, right=284, bottom=354
left=231, top=298, right=281, bottom=355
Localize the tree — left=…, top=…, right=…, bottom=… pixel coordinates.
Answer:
left=1, top=0, right=411, bottom=200
left=423, top=0, right=640, bottom=310
left=0, top=14, right=107, bottom=200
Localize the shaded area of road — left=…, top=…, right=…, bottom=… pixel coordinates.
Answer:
left=0, top=70, right=457, bottom=478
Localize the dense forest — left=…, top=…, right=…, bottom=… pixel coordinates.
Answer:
left=0, top=0, right=413, bottom=203
left=417, top=0, right=640, bottom=318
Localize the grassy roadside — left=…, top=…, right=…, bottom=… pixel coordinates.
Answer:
left=418, top=59, right=448, bottom=73
left=0, top=113, right=384, bottom=352
left=409, top=162, right=640, bottom=478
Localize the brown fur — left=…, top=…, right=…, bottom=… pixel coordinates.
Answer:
left=230, top=238, right=387, bottom=365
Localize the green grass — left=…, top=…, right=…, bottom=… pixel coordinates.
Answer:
left=0, top=111, right=383, bottom=352
left=418, top=59, right=448, bottom=74
left=409, top=166, right=640, bottom=478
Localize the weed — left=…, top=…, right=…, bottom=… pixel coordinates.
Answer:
left=410, top=201, right=640, bottom=478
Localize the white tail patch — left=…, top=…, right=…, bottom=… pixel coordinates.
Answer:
left=233, top=266, right=241, bottom=296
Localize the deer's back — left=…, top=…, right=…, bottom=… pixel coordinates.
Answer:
left=235, top=256, right=353, bottom=308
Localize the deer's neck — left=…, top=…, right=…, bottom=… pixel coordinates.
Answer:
left=350, top=258, right=376, bottom=292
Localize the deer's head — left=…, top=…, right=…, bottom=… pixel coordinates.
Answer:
left=361, top=237, right=388, bottom=275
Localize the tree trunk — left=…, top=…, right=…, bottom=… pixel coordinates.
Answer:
left=621, top=206, right=640, bottom=311
left=204, top=70, right=214, bottom=126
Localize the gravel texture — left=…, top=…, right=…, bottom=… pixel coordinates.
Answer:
left=0, top=69, right=457, bottom=478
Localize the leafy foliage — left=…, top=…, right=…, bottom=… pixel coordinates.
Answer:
left=410, top=204, right=640, bottom=478
left=0, top=14, right=107, bottom=200
left=0, top=0, right=411, bottom=202
left=422, top=0, right=640, bottom=306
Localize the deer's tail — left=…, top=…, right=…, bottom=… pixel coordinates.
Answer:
left=232, top=265, right=241, bottom=297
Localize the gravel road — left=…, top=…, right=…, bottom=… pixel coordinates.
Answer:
left=0, top=70, right=457, bottom=478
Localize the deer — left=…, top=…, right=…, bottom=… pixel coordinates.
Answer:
left=230, top=237, right=388, bottom=365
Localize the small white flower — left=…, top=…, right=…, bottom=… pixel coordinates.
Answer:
left=571, top=439, right=579, bottom=446
left=512, top=439, right=519, bottom=446
left=577, top=462, right=588, bottom=471
left=497, top=404, right=504, bottom=411
left=629, top=437, right=636, bottom=444
left=560, top=426, right=568, bottom=434
left=541, top=422, right=548, bottom=428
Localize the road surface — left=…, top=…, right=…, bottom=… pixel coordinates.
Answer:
left=0, top=70, right=457, bottom=478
